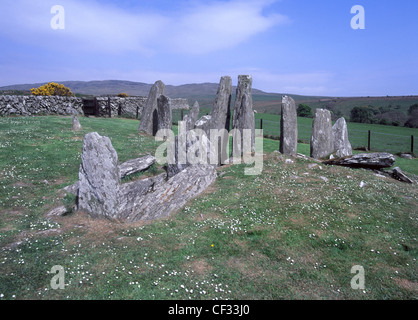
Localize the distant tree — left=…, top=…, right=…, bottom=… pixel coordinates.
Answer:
left=350, top=106, right=375, bottom=123
left=404, top=104, right=418, bottom=128
left=378, top=118, right=389, bottom=126
left=408, top=104, right=418, bottom=115
left=31, top=82, right=74, bottom=97
left=297, top=104, right=313, bottom=118
left=117, top=93, right=129, bottom=97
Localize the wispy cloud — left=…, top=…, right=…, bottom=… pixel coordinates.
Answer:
left=0, top=0, right=287, bottom=55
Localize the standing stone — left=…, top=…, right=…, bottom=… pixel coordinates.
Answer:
left=332, top=117, right=352, bottom=157
left=195, top=76, right=232, bottom=165
left=72, top=116, right=82, bottom=131
left=157, top=95, right=172, bottom=132
left=233, top=75, right=253, bottom=128
left=232, top=93, right=255, bottom=156
left=183, top=101, right=200, bottom=131
left=78, top=132, right=120, bottom=220
left=195, top=76, right=232, bottom=134
left=138, top=80, right=165, bottom=135
left=310, top=108, right=334, bottom=159
left=279, top=95, right=298, bottom=156
left=232, top=75, right=255, bottom=156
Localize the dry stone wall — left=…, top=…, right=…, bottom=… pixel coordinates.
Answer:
left=95, top=97, right=147, bottom=118
left=0, top=95, right=190, bottom=117
left=0, top=95, right=84, bottom=116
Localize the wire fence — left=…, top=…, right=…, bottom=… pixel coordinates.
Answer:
left=172, top=110, right=416, bottom=155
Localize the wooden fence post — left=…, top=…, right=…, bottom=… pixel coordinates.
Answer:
left=412, top=135, right=414, bottom=154
left=260, top=118, right=263, bottom=131
left=368, top=130, right=371, bottom=151
left=107, top=97, right=111, bottom=118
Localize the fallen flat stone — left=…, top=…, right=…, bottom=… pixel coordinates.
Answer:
left=119, top=155, right=156, bottom=179
left=400, top=153, right=413, bottom=159
left=323, top=152, right=395, bottom=169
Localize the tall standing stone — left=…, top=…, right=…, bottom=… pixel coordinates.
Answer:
left=279, top=95, right=298, bottom=156
left=78, top=132, right=120, bottom=220
left=232, top=75, right=255, bottom=156
left=195, top=76, right=232, bottom=165
left=183, top=101, right=200, bottom=131
left=195, top=76, right=232, bottom=134
left=233, top=75, right=253, bottom=128
left=310, top=108, right=334, bottom=159
left=232, top=93, right=255, bottom=156
left=157, top=95, right=172, bottom=132
left=332, top=117, right=352, bottom=157
left=138, top=80, right=165, bottom=135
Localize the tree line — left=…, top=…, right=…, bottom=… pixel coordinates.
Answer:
left=297, top=103, right=418, bottom=128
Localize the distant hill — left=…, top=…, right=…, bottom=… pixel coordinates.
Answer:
left=1, top=80, right=418, bottom=122
left=0, top=80, right=270, bottom=97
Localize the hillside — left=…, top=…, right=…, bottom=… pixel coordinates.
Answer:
left=1, top=80, right=418, bottom=124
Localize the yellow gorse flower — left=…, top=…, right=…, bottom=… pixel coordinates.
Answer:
left=31, top=82, right=74, bottom=97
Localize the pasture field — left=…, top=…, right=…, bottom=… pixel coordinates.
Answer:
left=0, top=116, right=416, bottom=300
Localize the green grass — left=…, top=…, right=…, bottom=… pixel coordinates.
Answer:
left=173, top=110, right=417, bottom=155
left=0, top=116, right=417, bottom=300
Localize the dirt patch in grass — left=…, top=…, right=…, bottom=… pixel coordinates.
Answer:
left=57, top=212, right=127, bottom=245
left=393, top=278, right=418, bottom=293
left=185, top=259, right=213, bottom=276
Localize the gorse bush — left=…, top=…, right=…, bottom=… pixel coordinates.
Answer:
left=31, top=82, right=74, bottom=97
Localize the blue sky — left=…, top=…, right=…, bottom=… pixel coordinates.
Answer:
left=0, top=0, right=417, bottom=96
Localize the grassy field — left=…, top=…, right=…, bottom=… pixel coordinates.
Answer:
left=0, top=116, right=417, bottom=300
left=173, top=110, right=418, bottom=156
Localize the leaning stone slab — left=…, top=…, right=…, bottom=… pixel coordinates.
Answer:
left=78, top=132, right=121, bottom=220
left=332, top=117, right=352, bottom=157
left=310, top=108, right=334, bottom=159
left=323, top=152, right=395, bottom=169
left=125, top=164, right=217, bottom=222
left=138, top=80, right=165, bottom=135
left=118, top=173, right=167, bottom=219
left=391, top=167, right=414, bottom=183
left=119, top=155, right=156, bottom=179
left=279, top=95, right=298, bottom=156
left=167, top=131, right=216, bottom=178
